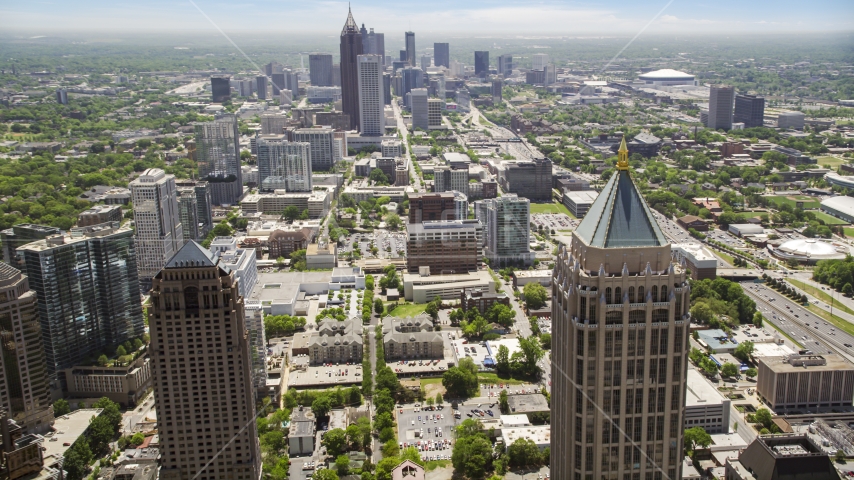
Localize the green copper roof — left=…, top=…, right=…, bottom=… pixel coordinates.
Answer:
left=574, top=169, right=666, bottom=248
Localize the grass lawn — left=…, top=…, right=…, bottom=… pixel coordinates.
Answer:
left=765, top=195, right=820, bottom=209
left=812, top=211, right=849, bottom=225
left=712, top=249, right=736, bottom=266
left=845, top=227, right=854, bottom=238
left=530, top=201, right=576, bottom=218
left=817, top=156, right=847, bottom=169
left=478, top=372, right=534, bottom=385
left=732, top=212, right=762, bottom=221
left=786, top=279, right=854, bottom=317
left=425, top=460, right=451, bottom=471
left=764, top=318, right=804, bottom=349
left=387, top=303, right=428, bottom=318
left=420, top=377, right=444, bottom=387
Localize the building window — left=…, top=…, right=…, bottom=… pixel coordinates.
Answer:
left=628, top=287, right=635, bottom=303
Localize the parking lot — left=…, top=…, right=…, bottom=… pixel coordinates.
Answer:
left=530, top=213, right=576, bottom=232
left=396, top=404, right=455, bottom=461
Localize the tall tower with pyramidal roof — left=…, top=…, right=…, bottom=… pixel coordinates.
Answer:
left=340, top=6, right=363, bottom=131
left=551, top=137, right=690, bottom=480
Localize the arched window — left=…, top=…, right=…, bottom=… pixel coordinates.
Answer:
left=652, top=309, right=669, bottom=323
left=184, top=286, right=199, bottom=310
left=629, top=310, right=645, bottom=324
left=628, top=287, right=636, bottom=303
left=605, top=288, right=613, bottom=305
left=615, top=287, right=622, bottom=303
left=638, top=286, right=645, bottom=302
left=651, top=286, right=659, bottom=303
left=661, top=286, right=668, bottom=302
left=606, top=311, right=623, bottom=325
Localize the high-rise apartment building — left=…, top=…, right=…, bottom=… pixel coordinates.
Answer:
left=0, top=224, right=60, bottom=266
left=309, top=53, right=334, bottom=87
left=474, top=51, right=490, bottom=77
left=175, top=180, right=214, bottom=239
left=0, top=262, right=53, bottom=434
left=434, top=43, right=450, bottom=68
left=255, top=75, right=267, bottom=100
left=260, top=113, right=289, bottom=135
left=357, top=54, right=385, bottom=136
left=734, top=94, right=765, bottom=128
left=482, top=194, right=534, bottom=267
left=428, top=98, right=443, bottom=129
left=551, top=139, right=689, bottom=480
left=532, top=53, right=549, bottom=71
left=292, top=127, right=337, bottom=171
left=178, top=187, right=200, bottom=242
left=405, top=32, right=416, bottom=66
left=410, top=88, right=429, bottom=131
left=544, top=63, right=556, bottom=86
left=340, top=8, right=364, bottom=131
left=708, top=85, right=735, bottom=130
left=498, top=54, right=513, bottom=77
left=406, top=220, right=482, bottom=274
left=408, top=192, right=458, bottom=223
left=210, top=75, right=231, bottom=103
left=19, top=222, right=145, bottom=389
left=150, top=242, right=261, bottom=480
left=194, top=114, right=243, bottom=206
left=129, top=168, right=184, bottom=289
left=256, top=136, right=312, bottom=192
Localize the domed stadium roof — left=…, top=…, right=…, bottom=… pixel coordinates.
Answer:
left=638, top=69, right=695, bottom=80
left=773, top=238, right=847, bottom=263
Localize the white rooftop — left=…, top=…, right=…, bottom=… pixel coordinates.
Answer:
left=685, top=368, right=728, bottom=407
left=500, top=414, right=532, bottom=427
left=638, top=69, right=695, bottom=80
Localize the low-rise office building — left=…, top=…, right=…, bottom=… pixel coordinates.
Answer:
left=672, top=243, right=718, bottom=280
left=684, top=368, right=730, bottom=434
left=500, top=425, right=551, bottom=451
left=757, top=354, right=854, bottom=412
left=240, top=190, right=330, bottom=218
left=306, top=243, right=337, bottom=270
left=511, top=270, right=552, bottom=289
left=460, top=288, right=510, bottom=314
left=563, top=190, right=599, bottom=218
left=77, top=205, right=124, bottom=227
left=402, top=270, right=495, bottom=303
left=505, top=394, right=550, bottom=416
left=725, top=434, right=841, bottom=480
left=288, top=407, right=317, bottom=456
left=406, top=220, right=482, bottom=275
left=63, top=354, right=152, bottom=407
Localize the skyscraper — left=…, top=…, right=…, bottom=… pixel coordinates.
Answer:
left=734, top=94, right=765, bottom=128
left=434, top=43, right=450, bottom=68
left=498, top=54, right=513, bottom=77
left=358, top=54, right=385, bottom=137
left=481, top=194, right=534, bottom=267
left=210, top=75, right=231, bottom=103
left=708, top=85, right=735, bottom=130
left=421, top=55, right=432, bottom=71
left=474, top=51, right=490, bottom=77
left=256, top=136, right=312, bottom=192
left=178, top=187, right=200, bottom=242
left=194, top=114, right=243, bottom=206
left=309, top=53, right=334, bottom=86
left=363, top=27, right=385, bottom=63
left=551, top=139, right=689, bottom=480
left=255, top=75, right=267, bottom=100
left=129, top=168, right=184, bottom=290
left=410, top=88, right=429, bottom=131
left=150, top=242, right=261, bottom=480
left=19, top=222, right=145, bottom=389
left=0, top=262, right=53, bottom=434
left=340, top=8, right=364, bottom=131
left=532, top=53, right=549, bottom=71
left=176, top=180, right=214, bottom=239
left=293, top=127, right=337, bottom=171
left=405, top=31, right=416, bottom=66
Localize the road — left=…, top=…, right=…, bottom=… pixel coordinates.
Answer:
left=390, top=100, right=426, bottom=193
left=740, top=282, right=854, bottom=364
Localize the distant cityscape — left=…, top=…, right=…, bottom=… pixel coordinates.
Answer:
left=0, top=5, right=854, bottom=480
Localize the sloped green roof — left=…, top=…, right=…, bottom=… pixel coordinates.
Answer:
left=574, top=169, right=666, bottom=248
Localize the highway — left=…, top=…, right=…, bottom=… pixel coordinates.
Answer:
left=740, top=282, right=854, bottom=363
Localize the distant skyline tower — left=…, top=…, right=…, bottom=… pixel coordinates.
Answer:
left=0, top=262, right=54, bottom=434
left=309, top=53, right=334, bottom=87
left=210, top=75, right=231, bottom=103
left=150, top=242, right=261, bottom=480
left=734, top=94, right=765, bottom=128
left=129, top=168, right=185, bottom=291
left=708, top=85, right=735, bottom=130
left=340, top=7, right=364, bottom=131
left=255, top=75, right=267, bottom=100
left=358, top=54, right=385, bottom=137
left=405, top=31, right=416, bottom=66
left=434, top=43, right=450, bottom=68
left=474, top=51, right=490, bottom=77
left=532, top=53, right=549, bottom=71
left=194, top=114, right=242, bottom=206
left=498, top=54, right=514, bottom=77
left=551, top=139, right=689, bottom=480
left=364, top=28, right=386, bottom=64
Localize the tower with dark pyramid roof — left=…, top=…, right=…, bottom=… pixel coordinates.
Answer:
left=551, top=136, right=691, bottom=479
left=340, top=7, right=363, bottom=131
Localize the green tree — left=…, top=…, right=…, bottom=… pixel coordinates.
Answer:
left=435, top=393, right=443, bottom=404
left=836, top=449, right=847, bottom=463
left=97, top=354, right=109, bottom=366
left=683, top=426, right=712, bottom=451
left=323, top=428, right=348, bottom=457
left=540, top=333, right=552, bottom=350
left=283, top=206, right=300, bottom=222
left=496, top=345, right=510, bottom=375
left=312, top=470, right=340, bottom=480
left=523, top=282, right=548, bottom=310
left=734, top=341, right=755, bottom=362
left=87, top=415, right=115, bottom=453
left=63, top=439, right=93, bottom=480
left=335, top=455, right=350, bottom=476
left=369, top=168, right=390, bottom=185
left=755, top=408, right=773, bottom=429
left=382, top=439, right=399, bottom=457
left=507, top=438, right=542, bottom=467
left=451, top=427, right=493, bottom=478
left=499, top=390, right=510, bottom=414
left=385, top=213, right=401, bottom=231
left=721, top=362, right=739, bottom=378
left=442, top=357, right=479, bottom=398
left=753, top=311, right=764, bottom=327
left=116, top=345, right=127, bottom=357
left=745, top=367, right=758, bottom=378
left=54, top=398, right=70, bottom=416
left=425, top=301, right=439, bottom=320
left=517, top=335, right=545, bottom=376
left=312, top=395, right=333, bottom=417
left=130, top=433, right=145, bottom=446
left=374, top=298, right=385, bottom=315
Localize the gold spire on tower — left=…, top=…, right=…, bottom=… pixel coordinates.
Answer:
left=616, top=136, right=629, bottom=171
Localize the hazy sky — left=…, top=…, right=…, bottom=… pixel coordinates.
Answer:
left=1, top=0, right=852, bottom=35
